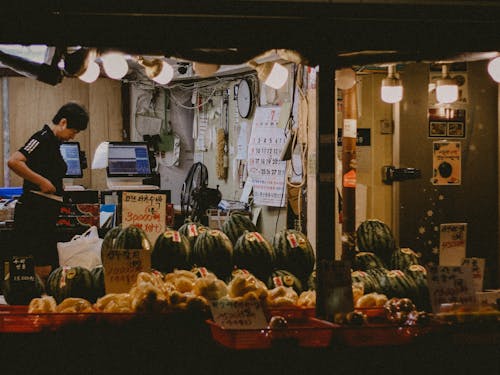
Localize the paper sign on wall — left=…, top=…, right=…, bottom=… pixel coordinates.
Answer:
left=121, top=192, right=167, bottom=245
left=209, top=299, right=267, bottom=329
left=439, top=223, right=467, bottom=266
left=427, top=265, right=476, bottom=312
left=432, top=141, right=461, bottom=185
left=462, top=257, right=485, bottom=292
left=102, top=249, right=151, bottom=293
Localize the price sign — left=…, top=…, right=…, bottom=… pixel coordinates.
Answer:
left=7, top=256, right=36, bottom=284
left=121, top=192, right=167, bottom=244
left=209, top=299, right=267, bottom=329
left=427, top=265, right=476, bottom=313
left=102, top=249, right=151, bottom=293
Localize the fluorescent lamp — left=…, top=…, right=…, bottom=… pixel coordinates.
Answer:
left=436, top=65, right=458, bottom=104
left=101, top=52, right=128, bottom=80
left=487, top=57, right=500, bottom=82
left=381, top=65, right=403, bottom=103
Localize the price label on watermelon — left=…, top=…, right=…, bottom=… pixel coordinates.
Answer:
left=209, top=299, right=267, bottom=329
left=102, top=249, right=151, bottom=293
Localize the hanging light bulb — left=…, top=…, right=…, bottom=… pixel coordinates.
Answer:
left=335, top=68, right=356, bottom=90
left=101, top=52, right=128, bottom=80
left=248, top=60, right=288, bottom=89
left=138, top=57, right=174, bottom=85
left=78, top=60, right=100, bottom=83
left=487, top=56, right=500, bottom=82
left=381, top=64, right=403, bottom=103
left=436, top=64, right=458, bottom=104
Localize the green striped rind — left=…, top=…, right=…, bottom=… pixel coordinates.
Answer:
left=221, top=214, right=257, bottom=245
left=273, top=229, right=315, bottom=281
left=356, top=219, right=396, bottom=266
left=90, top=265, right=105, bottom=300
left=391, top=247, right=421, bottom=270
left=3, top=273, right=45, bottom=305
left=405, top=264, right=431, bottom=310
left=368, top=268, right=419, bottom=301
left=267, top=269, right=303, bottom=295
left=352, top=252, right=386, bottom=271
left=101, top=225, right=123, bottom=252
left=114, top=225, right=152, bottom=250
left=178, top=221, right=207, bottom=249
left=47, top=266, right=96, bottom=304
left=233, top=231, right=275, bottom=281
left=152, top=229, right=191, bottom=273
left=192, top=229, right=234, bottom=280
left=351, top=270, right=381, bottom=294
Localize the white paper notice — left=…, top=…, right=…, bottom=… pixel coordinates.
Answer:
left=343, top=119, right=357, bottom=138
left=247, top=107, right=287, bottom=207
left=209, top=299, right=268, bottom=329
left=439, top=223, right=467, bottom=266
left=236, top=121, right=248, bottom=160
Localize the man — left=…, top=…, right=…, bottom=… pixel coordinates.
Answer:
left=8, top=102, right=89, bottom=281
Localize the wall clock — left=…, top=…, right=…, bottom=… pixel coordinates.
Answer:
left=236, top=79, right=253, bottom=118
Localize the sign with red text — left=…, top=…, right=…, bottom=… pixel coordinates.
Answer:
left=122, top=191, right=167, bottom=244
left=462, top=257, right=485, bottom=293
left=439, top=223, right=467, bottom=266
left=427, top=265, right=475, bottom=313
left=209, top=299, right=267, bottom=329
left=102, top=249, right=151, bottom=293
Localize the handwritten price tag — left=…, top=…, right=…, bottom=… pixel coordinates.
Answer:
left=209, top=299, right=268, bottom=329
left=122, top=192, right=167, bottom=245
left=102, top=249, right=151, bottom=293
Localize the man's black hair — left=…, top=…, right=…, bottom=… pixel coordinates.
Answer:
left=52, top=102, right=89, bottom=131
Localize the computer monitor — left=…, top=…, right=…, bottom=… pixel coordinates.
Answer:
left=107, top=142, right=153, bottom=177
left=60, top=142, right=83, bottom=178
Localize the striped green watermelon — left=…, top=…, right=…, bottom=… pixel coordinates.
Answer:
left=221, top=213, right=257, bottom=244
left=273, top=229, right=315, bottom=281
left=114, top=225, right=151, bottom=250
left=101, top=225, right=123, bottom=252
left=152, top=229, right=191, bottom=273
left=191, top=229, right=233, bottom=280
left=178, top=220, right=207, bottom=249
left=233, top=231, right=275, bottom=281
left=405, top=264, right=431, bottom=310
left=352, top=252, right=386, bottom=271
left=356, top=219, right=396, bottom=266
left=90, top=265, right=105, bottom=299
left=369, top=268, right=419, bottom=301
left=351, top=270, right=381, bottom=294
left=391, top=247, right=421, bottom=270
left=267, top=269, right=303, bottom=295
left=47, top=266, right=96, bottom=304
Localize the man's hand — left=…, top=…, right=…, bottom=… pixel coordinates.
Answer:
left=39, top=177, right=56, bottom=193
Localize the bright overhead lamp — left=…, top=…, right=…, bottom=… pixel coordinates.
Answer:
left=381, top=64, right=403, bottom=103
left=101, top=52, right=129, bottom=80
left=487, top=56, right=500, bottom=82
left=436, top=64, right=458, bottom=104
left=335, top=68, right=356, bottom=90
left=138, top=57, right=174, bottom=85
left=248, top=60, right=288, bottom=89
left=78, top=60, right=100, bottom=83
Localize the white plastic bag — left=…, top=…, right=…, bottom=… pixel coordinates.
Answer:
left=57, top=226, right=103, bottom=270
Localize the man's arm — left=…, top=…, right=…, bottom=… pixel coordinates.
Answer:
left=7, top=151, right=56, bottom=193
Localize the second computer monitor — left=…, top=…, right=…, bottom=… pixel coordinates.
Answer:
left=107, top=142, right=153, bottom=177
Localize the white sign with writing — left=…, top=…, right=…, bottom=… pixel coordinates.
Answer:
left=122, top=192, right=167, bottom=245
left=427, top=265, right=476, bottom=313
left=462, top=257, right=485, bottom=293
left=439, top=223, right=467, bottom=266
left=209, top=299, right=268, bottom=329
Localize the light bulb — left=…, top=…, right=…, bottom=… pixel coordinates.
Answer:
left=436, top=65, right=458, bottom=104
left=381, top=65, right=403, bottom=103
left=101, top=52, right=128, bottom=80
left=336, top=68, right=356, bottom=90
left=78, top=60, right=100, bottom=83
left=487, top=57, right=500, bottom=82
left=151, top=61, right=174, bottom=85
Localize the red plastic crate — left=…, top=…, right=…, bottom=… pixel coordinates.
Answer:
left=266, top=306, right=315, bottom=320
left=207, top=317, right=337, bottom=350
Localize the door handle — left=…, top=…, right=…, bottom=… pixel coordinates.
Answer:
left=382, top=165, right=421, bottom=185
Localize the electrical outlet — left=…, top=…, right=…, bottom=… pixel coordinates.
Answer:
left=380, top=119, right=394, bottom=134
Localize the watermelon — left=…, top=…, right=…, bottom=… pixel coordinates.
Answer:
left=91, top=265, right=105, bottom=299
left=233, top=231, right=275, bottom=281
left=114, top=225, right=152, bottom=250
left=356, top=219, right=396, bottom=265
left=152, top=229, right=191, bottom=273
left=221, top=213, right=257, bottom=244
left=352, top=252, right=386, bottom=271
left=368, top=268, right=419, bottom=301
left=2, top=273, right=45, bottom=305
left=351, top=270, right=380, bottom=294
left=47, top=266, right=96, bottom=304
left=267, top=269, right=303, bottom=295
left=178, top=221, right=208, bottom=250
left=391, top=247, right=421, bottom=270
left=101, top=225, right=123, bottom=252
left=405, top=264, right=431, bottom=310
left=191, top=229, right=233, bottom=280
left=273, top=229, right=315, bottom=281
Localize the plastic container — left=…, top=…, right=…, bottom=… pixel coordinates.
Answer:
left=207, top=317, right=337, bottom=350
